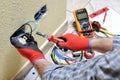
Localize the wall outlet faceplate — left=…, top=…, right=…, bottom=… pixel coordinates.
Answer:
left=24, top=67, right=39, bottom=80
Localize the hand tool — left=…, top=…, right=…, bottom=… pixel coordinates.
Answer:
left=36, top=32, right=63, bottom=43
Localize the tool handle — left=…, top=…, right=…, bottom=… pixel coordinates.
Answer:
left=48, top=35, right=63, bottom=43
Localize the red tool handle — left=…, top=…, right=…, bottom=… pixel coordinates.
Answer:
left=48, top=35, right=63, bottom=43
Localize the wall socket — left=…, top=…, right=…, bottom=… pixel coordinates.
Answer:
left=24, top=67, right=39, bottom=80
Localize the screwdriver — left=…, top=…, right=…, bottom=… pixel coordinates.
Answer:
left=36, top=32, right=63, bottom=43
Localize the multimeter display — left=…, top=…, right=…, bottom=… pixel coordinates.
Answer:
left=73, top=8, right=94, bottom=38
left=77, top=13, right=87, bottom=20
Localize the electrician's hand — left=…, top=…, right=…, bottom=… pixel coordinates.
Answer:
left=58, top=33, right=90, bottom=51
left=10, top=27, right=45, bottom=63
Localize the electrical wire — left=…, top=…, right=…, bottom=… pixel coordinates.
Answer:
left=24, top=20, right=38, bottom=33
left=20, top=22, right=33, bottom=34
left=100, top=30, right=109, bottom=37
left=100, top=29, right=115, bottom=36
left=21, top=4, right=47, bottom=33
left=51, top=45, right=83, bottom=65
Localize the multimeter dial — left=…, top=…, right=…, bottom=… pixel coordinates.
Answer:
left=80, top=20, right=91, bottom=36
left=80, top=21, right=90, bottom=30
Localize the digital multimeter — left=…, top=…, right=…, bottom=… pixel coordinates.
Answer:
left=73, top=8, right=94, bottom=38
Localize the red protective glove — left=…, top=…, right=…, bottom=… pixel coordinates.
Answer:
left=10, top=26, right=45, bottom=63
left=58, top=33, right=90, bottom=51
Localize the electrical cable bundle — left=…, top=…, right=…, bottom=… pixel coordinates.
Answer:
left=51, top=45, right=83, bottom=65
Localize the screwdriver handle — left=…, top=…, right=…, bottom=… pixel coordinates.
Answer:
left=48, top=35, right=63, bottom=43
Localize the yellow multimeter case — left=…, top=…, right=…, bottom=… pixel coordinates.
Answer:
left=73, top=8, right=94, bottom=38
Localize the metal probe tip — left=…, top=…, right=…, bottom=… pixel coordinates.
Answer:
left=36, top=32, right=42, bottom=35
left=36, top=32, right=48, bottom=39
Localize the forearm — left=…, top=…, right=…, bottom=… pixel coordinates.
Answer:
left=90, top=37, right=113, bottom=53
left=34, top=59, right=53, bottom=78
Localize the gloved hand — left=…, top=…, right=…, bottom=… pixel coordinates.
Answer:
left=58, top=33, right=90, bottom=51
left=10, top=26, right=45, bottom=63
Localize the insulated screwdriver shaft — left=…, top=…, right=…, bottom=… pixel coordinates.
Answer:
left=36, top=32, right=63, bottom=43
left=36, top=32, right=49, bottom=39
